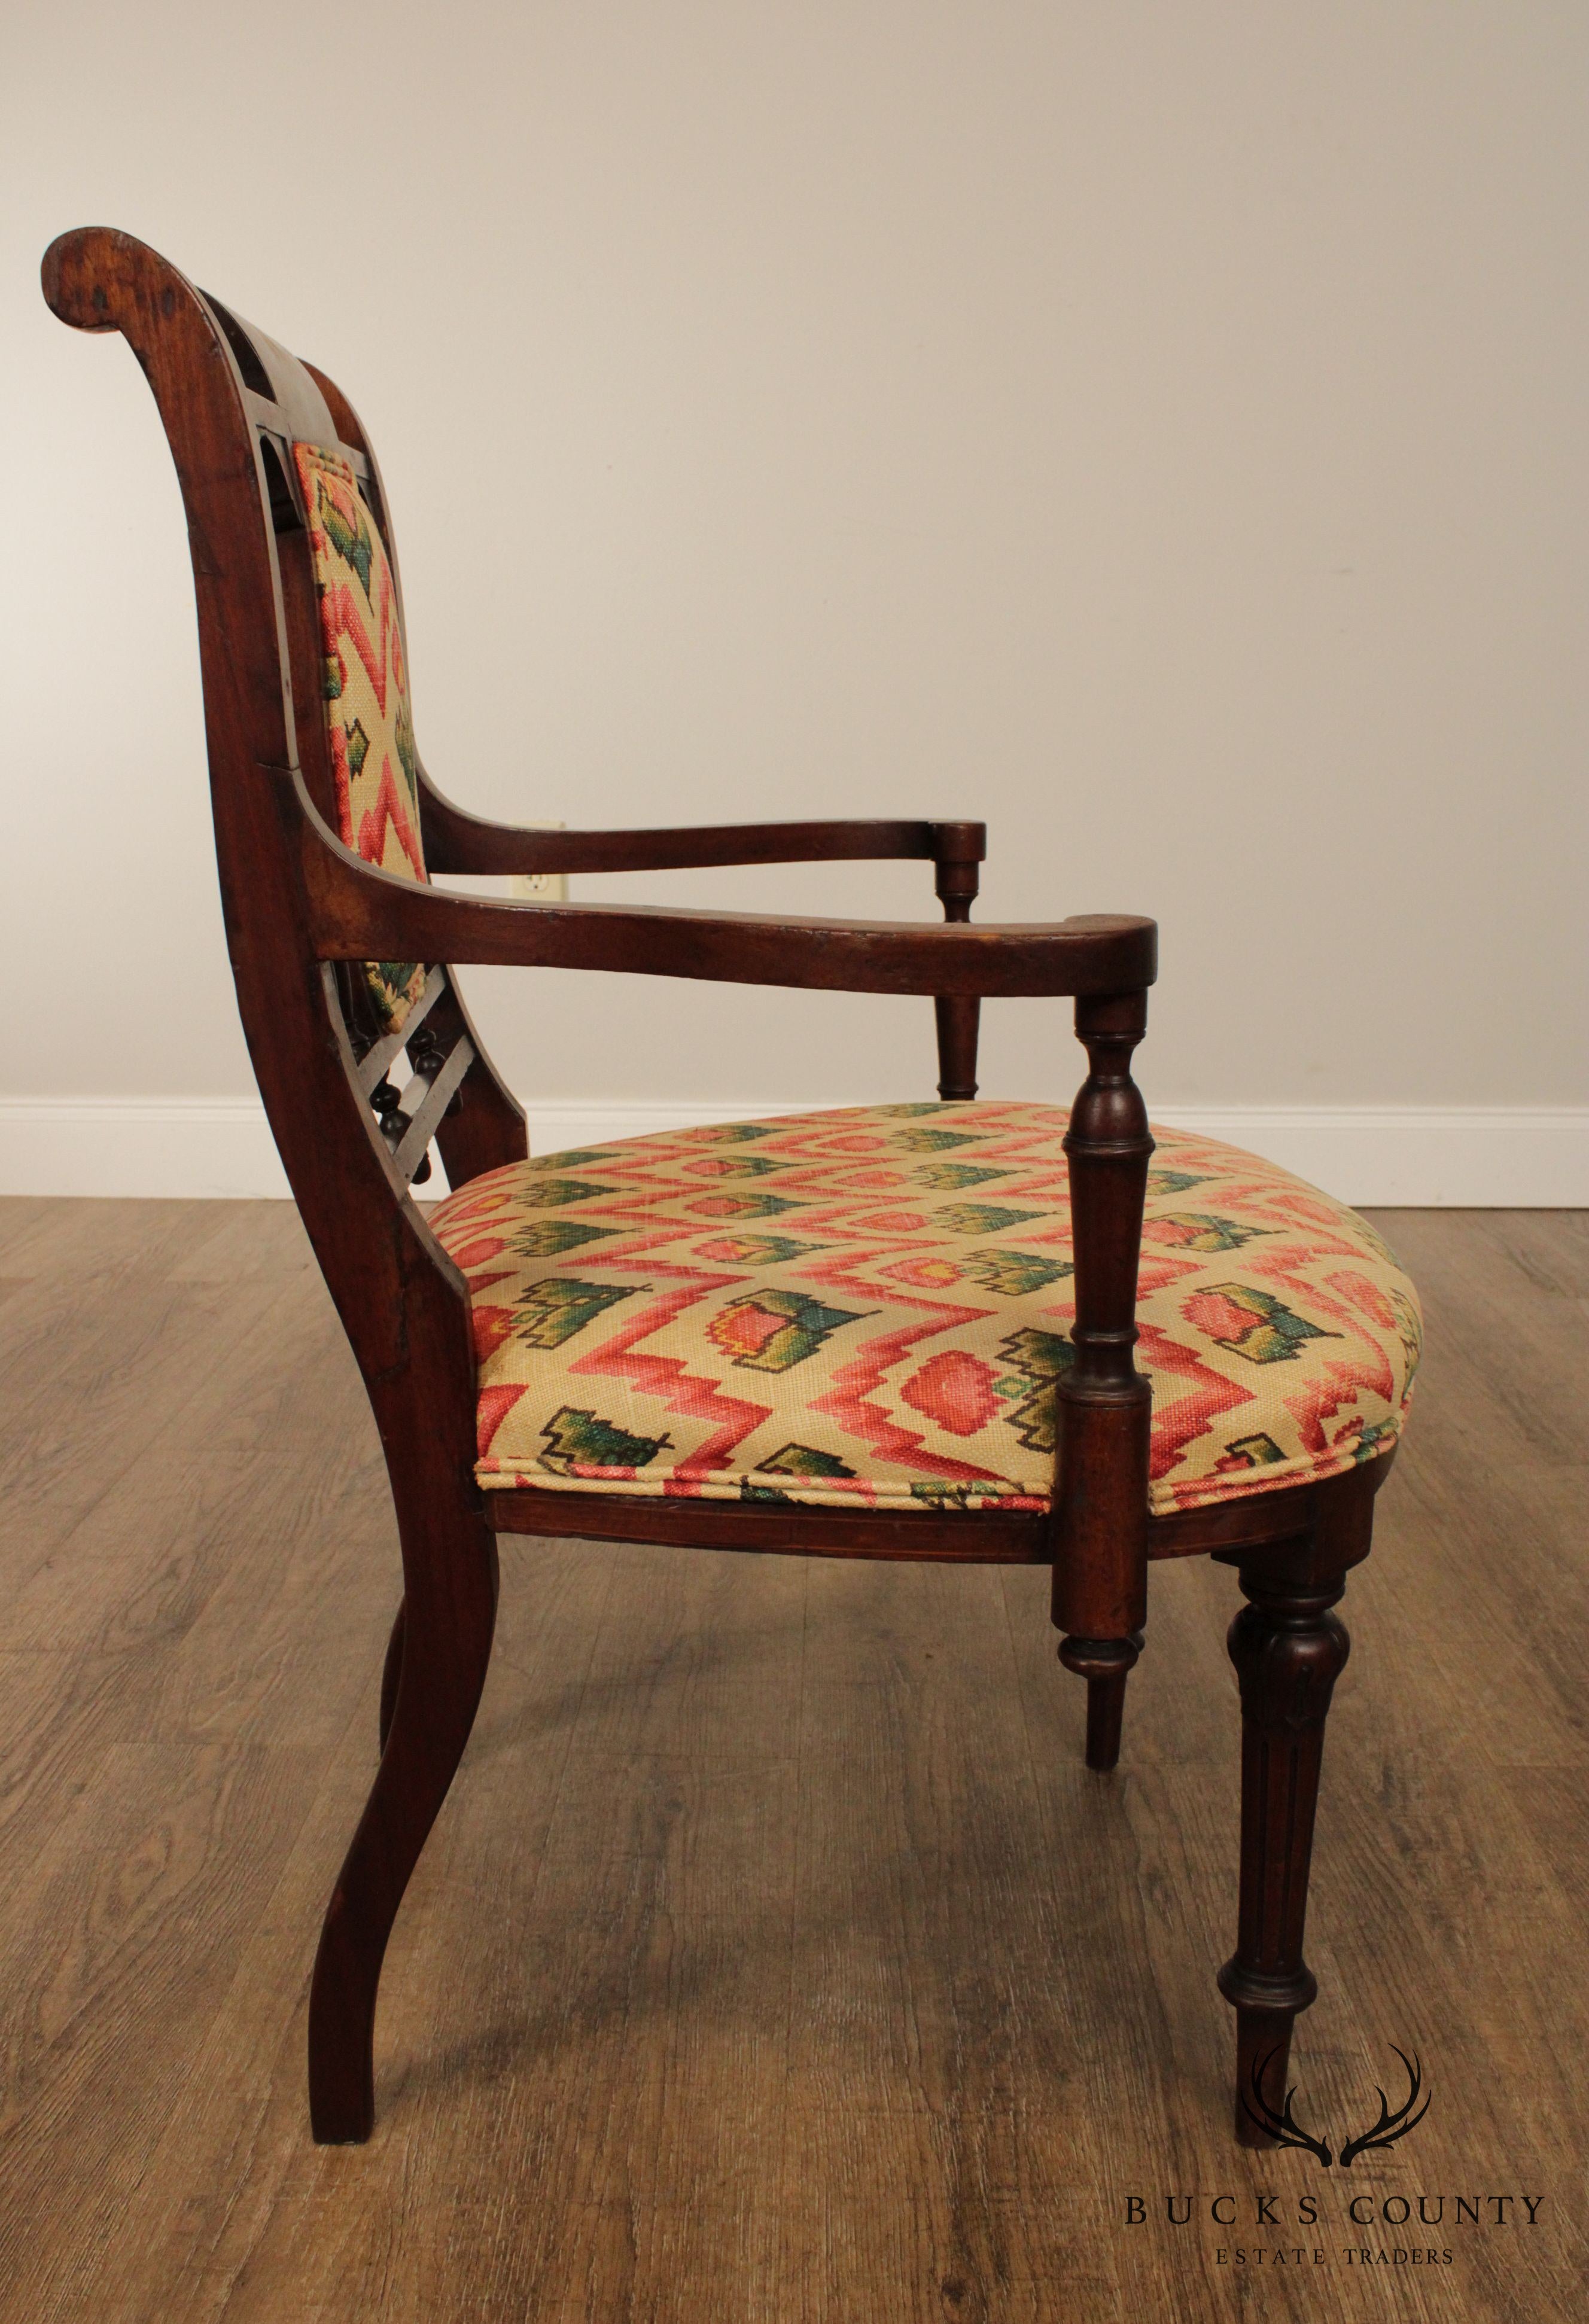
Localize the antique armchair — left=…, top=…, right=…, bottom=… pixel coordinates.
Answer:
left=44, top=228, right=1420, bottom=2148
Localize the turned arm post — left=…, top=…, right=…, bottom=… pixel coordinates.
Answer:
left=931, top=826, right=985, bottom=1100
left=1051, top=989, right=1154, bottom=1769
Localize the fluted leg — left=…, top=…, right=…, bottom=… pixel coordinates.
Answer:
left=1216, top=1546, right=1350, bottom=2146
left=309, top=1522, right=498, bottom=2143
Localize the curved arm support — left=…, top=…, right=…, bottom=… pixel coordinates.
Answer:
left=418, top=773, right=987, bottom=881
left=300, top=797, right=1156, bottom=999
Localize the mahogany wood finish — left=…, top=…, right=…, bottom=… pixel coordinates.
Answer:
left=932, top=845, right=982, bottom=1101
left=416, top=790, right=991, bottom=1102
left=299, top=830, right=1158, bottom=996
left=1051, top=990, right=1155, bottom=1769
left=1214, top=1458, right=1381, bottom=2146
left=378, top=1598, right=407, bottom=1759
left=418, top=797, right=987, bottom=878
left=43, top=224, right=1395, bottom=2151
left=487, top=1461, right=1378, bottom=1568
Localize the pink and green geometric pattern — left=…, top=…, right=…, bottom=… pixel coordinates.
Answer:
left=429, top=1102, right=1422, bottom=1518
left=292, top=440, right=427, bottom=1032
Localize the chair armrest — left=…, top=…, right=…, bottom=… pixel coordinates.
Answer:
left=302, top=815, right=1154, bottom=998
left=416, top=767, right=985, bottom=879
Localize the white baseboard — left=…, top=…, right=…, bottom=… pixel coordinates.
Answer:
left=0, top=1097, right=294, bottom=1201
left=1151, top=1106, right=1588, bottom=1208
left=0, top=1096, right=1584, bottom=1207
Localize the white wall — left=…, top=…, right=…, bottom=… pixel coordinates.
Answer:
left=2, top=2, right=1585, bottom=1199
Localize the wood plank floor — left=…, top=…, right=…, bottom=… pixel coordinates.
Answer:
left=0, top=1199, right=1584, bottom=2321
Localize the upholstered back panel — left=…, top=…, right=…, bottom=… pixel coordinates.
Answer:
left=292, top=441, right=428, bottom=1034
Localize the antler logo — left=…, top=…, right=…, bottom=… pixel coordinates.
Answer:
left=1241, top=2048, right=1429, bottom=2167
left=1240, top=2056, right=1332, bottom=2164
left=1338, top=2050, right=1431, bottom=2167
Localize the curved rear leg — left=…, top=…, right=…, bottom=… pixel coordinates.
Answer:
left=378, top=1597, right=406, bottom=1758
left=310, top=1523, right=498, bottom=2143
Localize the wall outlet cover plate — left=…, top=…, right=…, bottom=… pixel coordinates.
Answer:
left=511, top=820, right=567, bottom=903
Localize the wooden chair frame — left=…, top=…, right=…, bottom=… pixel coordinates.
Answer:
left=44, top=227, right=1393, bottom=2148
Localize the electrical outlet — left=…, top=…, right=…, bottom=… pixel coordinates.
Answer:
left=511, top=821, right=568, bottom=904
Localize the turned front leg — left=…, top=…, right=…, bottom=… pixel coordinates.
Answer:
left=1216, top=1551, right=1350, bottom=2145
left=1051, top=990, right=1153, bottom=1771
left=1058, top=1629, right=1145, bottom=1768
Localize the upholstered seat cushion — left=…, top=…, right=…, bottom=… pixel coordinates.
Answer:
left=429, top=1102, right=1420, bottom=1518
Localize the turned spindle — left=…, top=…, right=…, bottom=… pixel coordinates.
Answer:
left=932, top=830, right=984, bottom=1101
left=1051, top=989, right=1153, bottom=1769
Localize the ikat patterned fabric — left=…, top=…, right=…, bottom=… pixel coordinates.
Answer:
left=428, top=1102, right=1421, bottom=1518
left=292, top=441, right=427, bottom=1033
